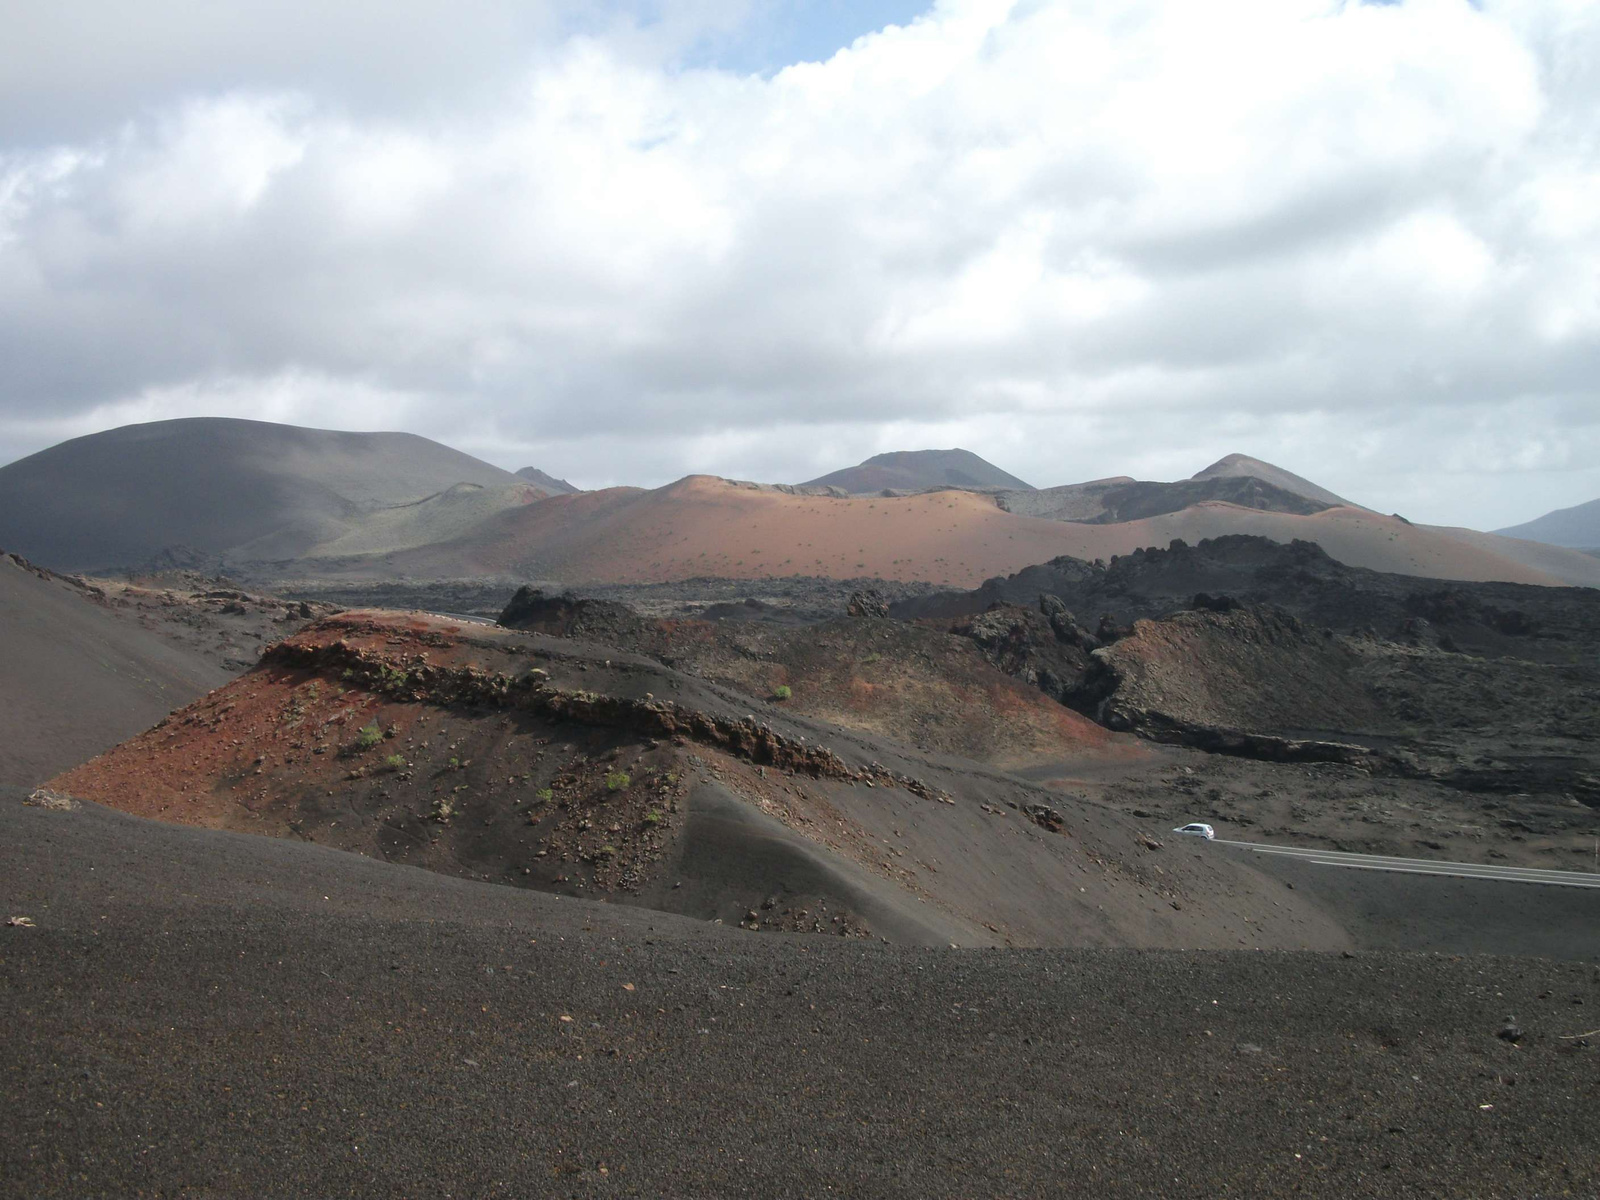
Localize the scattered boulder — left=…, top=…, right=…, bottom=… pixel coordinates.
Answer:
left=847, top=589, right=890, bottom=619
left=1022, top=803, right=1066, bottom=833
left=1096, top=615, right=1132, bottom=644
left=1039, top=594, right=1099, bottom=652
left=498, top=587, right=647, bottom=642
left=25, top=788, right=77, bottom=812
left=498, top=586, right=566, bottom=629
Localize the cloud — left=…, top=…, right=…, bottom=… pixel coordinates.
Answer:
left=1, top=0, right=1599, bottom=529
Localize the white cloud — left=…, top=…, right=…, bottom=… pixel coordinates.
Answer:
left=1, top=0, right=1599, bottom=530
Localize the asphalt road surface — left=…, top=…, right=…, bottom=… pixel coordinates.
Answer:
left=1215, top=839, right=1600, bottom=888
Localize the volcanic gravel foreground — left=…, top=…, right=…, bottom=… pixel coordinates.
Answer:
left=5, top=795, right=1599, bottom=1200
left=7, top=533, right=1600, bottom=1197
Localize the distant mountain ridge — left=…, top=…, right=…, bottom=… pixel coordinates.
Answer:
left=516, top=467, right=580, bottom=495
left=6, top=424, right=1598, bottom=590
left=1496, top=496, right=1600, bottom=550
left=0, top=417, right=530, bottom=571
left=1000, top=474, right=1332, bottom=524
left=300, top=473, right=1600, bottom=589
left=802, top=448, right=1033, bottom=494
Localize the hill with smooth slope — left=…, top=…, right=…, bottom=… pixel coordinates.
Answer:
left=1000, top=473, right=1331, bottom=523
left=315, top=476, right=1600, bottom=588
left=0, top=417, right=529, bottom=570
left=300, top=481, right=547, bottom=558
left=1495, top=496, right=1600, bottom=550
left=0, top=552, right=230, bottom=785
left=1191, top=453, right=1355, bottom=508
left=1422, top=522, right=1600, bottom=579
left=0, top=551, right=342, bottom=786
left=802, top=448, right=1033, bottom=493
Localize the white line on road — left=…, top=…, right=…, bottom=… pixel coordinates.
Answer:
left=1214, top=840, right=1600, bottom=889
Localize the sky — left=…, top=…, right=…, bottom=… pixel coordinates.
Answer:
left=2, top=0, right=1598, bottom=530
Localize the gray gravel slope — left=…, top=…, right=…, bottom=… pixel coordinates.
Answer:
left=4, top=795, right=1597, bottom=1199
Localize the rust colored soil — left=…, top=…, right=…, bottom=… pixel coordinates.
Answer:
left=367, top=479, right=1594, bottom=587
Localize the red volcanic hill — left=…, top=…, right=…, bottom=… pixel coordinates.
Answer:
left=345, top=475, right=1600, bottom=588
left=48, top=609, right=1341, bottom=950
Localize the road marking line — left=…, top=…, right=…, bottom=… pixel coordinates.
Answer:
left=1214, top=841, right=1600, bottom=889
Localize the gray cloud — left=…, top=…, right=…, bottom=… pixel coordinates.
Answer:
left=2, top=0, right=1599, bottom=531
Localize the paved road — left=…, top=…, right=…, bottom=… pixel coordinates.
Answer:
left=426, top=610, right=495, bottom=625
left=1215, top=839, right=1600, bottom=889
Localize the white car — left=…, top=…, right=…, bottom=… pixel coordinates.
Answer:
left=1172, top=822, right=1216, bottom=840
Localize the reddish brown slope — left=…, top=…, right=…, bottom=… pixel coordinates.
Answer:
left=48, top=610, right=1346, bottom=951
left=370, top=478, right=1597, bottom=588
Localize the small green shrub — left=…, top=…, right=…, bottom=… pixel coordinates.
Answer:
left=379, top=665, right=410, bottom=690
left=643, top=809, right=663, bottom=826
left=354, top=723, right=384, bottom=751
left=606, top=771, right=631, bottom=792
left=772, top=685, right=792, bottom=701
left=536, top=787, right=554, bottom=802
left=383, top=753, right=406, bottom=771
left=448, top=756, right=461, bottom=771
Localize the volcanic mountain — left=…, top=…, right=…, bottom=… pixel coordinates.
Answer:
left=324, top=474, right=1600, bottom=588
left=516, top=466, right=581, bottom=494
left=996, top=452, right=1353, bottom=524
left=802, top=448, right=1034, bottom=493
left=1189, top=452, right=1355, bottom=508
left=0, top=417, right=540, bottom=571
left=1496, top=495, right=1600, bottom=551
left=48, top=607, right=1335, bottom=949
left=8, top=425, right=1599, bottom=589
left=998, top=473, right=1333, bottom=524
